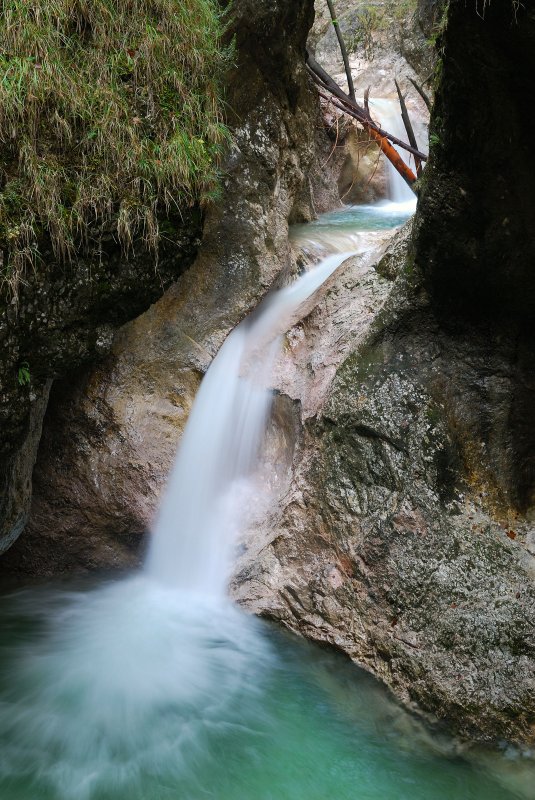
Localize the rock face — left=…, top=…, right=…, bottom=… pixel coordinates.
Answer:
left=416, top=0, right=535, bottom=512
left=232, top=1, right=535, bottom=748
left=3, top=0, right=535, bottom=752
left=233, top=246, right=535, bottom=748
left=0, top=209, right=201, bottom=555
left=0, top=0, right=317, bottom=574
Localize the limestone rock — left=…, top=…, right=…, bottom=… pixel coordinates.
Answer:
left=0, top=212, right=201, bottom=554
left=0, top=0, right=317, bottom=574
left=232, top=235, right=535, bottom=748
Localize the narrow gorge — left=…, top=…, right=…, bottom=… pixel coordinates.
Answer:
left=0, top=1, right=533, bottom=798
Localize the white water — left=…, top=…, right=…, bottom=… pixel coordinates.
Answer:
left=0, top=108, right=422, bottom=800
left=0, top=249, right=357, bottom=800
left=369, top=97, right=419, bottom=204
left=0, top=576, right=273, bottom=799
left=1, top=203, right=533, bottom=800
left=147, top=250, right=355, bottom=593
left=290, top=200, right=417, bottom=265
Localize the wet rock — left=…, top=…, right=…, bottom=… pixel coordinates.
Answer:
left=400, top=0, right=446, bottom=78
left=233, top=233, right=535, bottom=748
left=0, top=0, right=317, bottom=574
left=232, top=2, right=535, bottom=746
left=0, top=213, right=201, bottom=554
left=414, top=0, right=535, bottom=511
left=375, top=219, right=413, bottom=279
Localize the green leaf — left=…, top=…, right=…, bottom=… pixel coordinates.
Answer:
left=17, top=362, right=30, bottom=386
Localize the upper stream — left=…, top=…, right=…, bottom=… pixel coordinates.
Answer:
left=0, top=198, right=532, bottom=800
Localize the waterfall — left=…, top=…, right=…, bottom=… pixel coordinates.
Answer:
left=0, top=253, right=357, bottom=799
left=146, top=250, right=355, bottom=595
left=0, top=207, right=437, bottom=800
left=368, top=98, right=418, bottom=205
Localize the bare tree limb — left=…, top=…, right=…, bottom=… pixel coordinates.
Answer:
left=306, top=54, right=428, bottom=161
left=395, top=79, right=422, bottom=177
left=421, top=71, right=434, bottom=87
left=325, top=0, right=356, bottom=101
left=408, top=76, right=432, bottom=112
left=317, top=91, right=418, bottom=192
left=321, top=107, right=342, bottom=168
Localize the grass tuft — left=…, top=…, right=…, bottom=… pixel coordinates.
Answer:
left=0, top=0, right=232, bottom=296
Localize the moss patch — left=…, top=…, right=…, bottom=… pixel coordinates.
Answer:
left=0, top=0, right=231, bottom=294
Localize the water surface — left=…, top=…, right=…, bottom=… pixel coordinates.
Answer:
left=1, top=200, right=532, bottom=800
left=290, top=200, right=416, bottom=259
left=0, top=578, right=531, bottom=800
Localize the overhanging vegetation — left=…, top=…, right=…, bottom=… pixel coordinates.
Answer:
left=0, top=0, right=231, bottom=295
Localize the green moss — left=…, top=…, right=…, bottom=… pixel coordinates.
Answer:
left=403, top=254, right=415, bottom=278
left=0, top=0, right=232, bottom=295
left=425, top=403, right=442, bottom=427
left=427, top=1, right=450, bottom=47
left=16, top=361, right=30, bottom=386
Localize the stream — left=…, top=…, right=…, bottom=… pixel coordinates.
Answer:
left=0, top=574, right=531, bottom=800
left=0, top=202, right=533, bottom=800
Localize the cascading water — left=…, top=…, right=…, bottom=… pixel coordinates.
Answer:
left=288, top=100, right=419, bottom=264
left=0, top=249, right=357, bottom=800
left=0, top=199, right=531, bottom=800
left=369, top=97, right=419, bottom=205
left=146, top=250, right=354, bottom=593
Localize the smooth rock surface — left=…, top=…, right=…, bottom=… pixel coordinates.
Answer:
left=0, top=0, right=317, bottom=574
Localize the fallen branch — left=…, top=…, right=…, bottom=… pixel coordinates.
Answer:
left=421, top=71, right=434, bottom=87
left=317, top=91, right=418, bottom=191
left=308, top=9, right=429, bottom=195
left=306, top=54, right=428, bottom=161
left=325, top=0, right=356, bottom=102
left=321, top=105, right=341, bottom=168
left=408, top=76, right=432, bottom=112
left=395, top=79, right=422, bottom=177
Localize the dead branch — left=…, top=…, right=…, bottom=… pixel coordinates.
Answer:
left=321, top=106, right=341, bottom=168
left=408, top=77, right=432, bottom=112
left=317, top=91, right=418, bottom=191
left=395, top=79, right=422, bottom=177
left=306, top=53, right=427, bottom=162
left=363, top=147, right=382, bottom=193
left=325, top=0, right=356, bottom=101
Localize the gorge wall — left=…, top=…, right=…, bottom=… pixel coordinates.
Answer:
left=0, top=0, right=231, bottom=555
left=1, top=0, right=534, bottom=751
left=233, top=0, right=535, bottom=747
left=0, top=0, right=317, bottom=573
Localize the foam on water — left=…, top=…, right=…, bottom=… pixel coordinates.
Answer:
left=0, top=578, right=532, bottom=800
left=0, top=577, right=272, bottom=799
left=0, top=198, right=531, bottom=800
left=0, top=246, right=359, bottom=799
left=290, top=199, right=416, bottom=263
